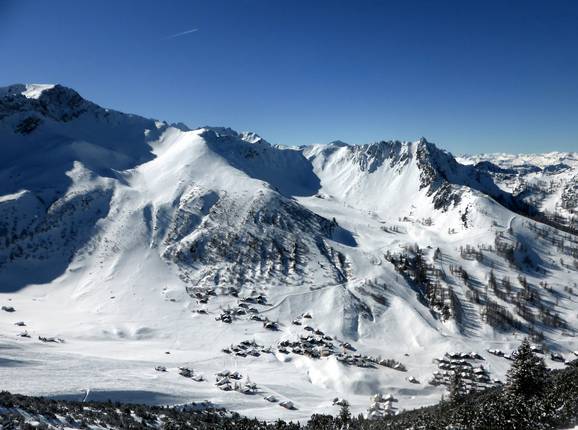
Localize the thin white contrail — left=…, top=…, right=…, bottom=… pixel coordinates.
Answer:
left=162, top=28, right=199, bottom=40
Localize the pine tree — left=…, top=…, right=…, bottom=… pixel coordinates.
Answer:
left=337, top=401, right=351, bottom=426
left=488, top=269, right=497, bottom=292
left=506, top=337, right=547, bottom=398
left=448, top=371, right=463, bottom=403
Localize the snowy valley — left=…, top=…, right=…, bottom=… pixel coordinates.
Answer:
left=0, top=84, right=577, bottom=422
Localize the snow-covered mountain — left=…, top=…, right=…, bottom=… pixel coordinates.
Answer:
left=0, top=84, right=577, bottom=421
left=458, top=152, right=578, bottom=231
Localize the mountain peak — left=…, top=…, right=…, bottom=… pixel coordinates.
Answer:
left=0, top=83, right=95, bottom=124
left=198, top=127, right=271, bottom=147
left=328, top=140, right=350, bottom=147
left=21, top=83, right=56, bottom=99
left=0, top=83, right=70, bottom=100
left=239, top=131, right=269, bottom=145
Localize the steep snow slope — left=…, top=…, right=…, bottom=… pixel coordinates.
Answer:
left=0, top=85, right=577, bottom=421
left=304, top=139, right=518, bottom=223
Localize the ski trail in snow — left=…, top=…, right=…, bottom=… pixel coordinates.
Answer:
left=258, top=283, right=345, bottom=314
left=507, top=215, right=516, bottom=232
left=82, top=389, right=90, bottom=402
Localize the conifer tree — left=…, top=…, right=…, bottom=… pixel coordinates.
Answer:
left=448, top=371, right=463, bottom=403
left=506, top=337, right=547, bottom=398
left=338, top=401, right=351, bottom=426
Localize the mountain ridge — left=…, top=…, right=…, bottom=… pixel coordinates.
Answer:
left=0, top=83, right=576, bottom=421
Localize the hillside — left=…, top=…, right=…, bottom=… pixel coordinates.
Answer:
left=458, top=152, right=578, bottom=232
left=0, top=84, right=577, bottom=421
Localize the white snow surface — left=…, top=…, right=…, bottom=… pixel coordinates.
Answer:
left=459, top=152, right=578, bottom=220
left=0, top=83, right=56, bottom=100
left=0, top=85, right=577, bottom=421
left=458, top=151, right=578, bottom=169
left=21, top=84, right=56, bottom=99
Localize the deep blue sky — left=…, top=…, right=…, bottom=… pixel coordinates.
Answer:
left=1, top=0, right=577, bottom=154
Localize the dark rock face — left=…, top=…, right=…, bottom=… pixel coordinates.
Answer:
left=162, top=189, right=353, bottom=288
left=0, top=85, right=92, bottom=122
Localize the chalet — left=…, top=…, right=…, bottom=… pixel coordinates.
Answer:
left=279, top=400, right=296, bottom=410
left=216, top=376, right=231, bottom=386
left=333, top=398, right=348, bottom=407
left=230, top=371, right=243, bottom=380
left=179, top=367, right=193, bottom=377
left=551, top=352, right=565, bottom=362
left=488, top=348, right=505, bottom=357
left=264, top=321, right=279, bottom=331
